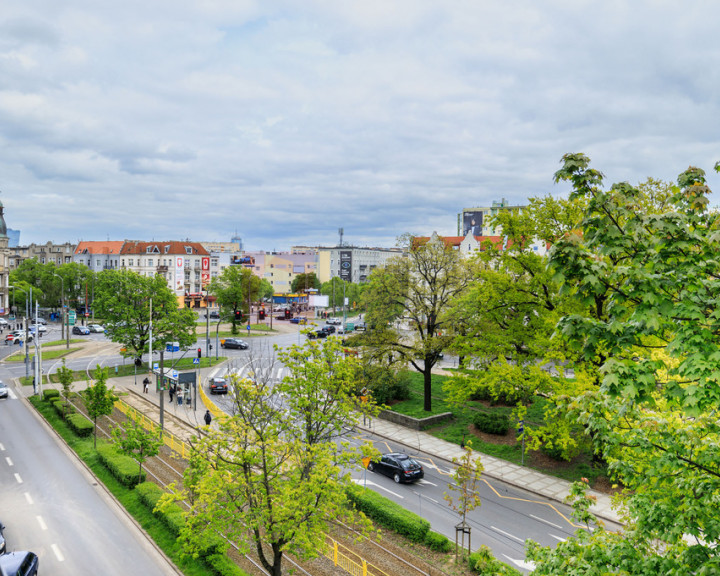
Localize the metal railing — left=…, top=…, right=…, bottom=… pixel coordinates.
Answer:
left=321, top=537, right=390, bottom=576
left=114, top=399, right=192, bottom=459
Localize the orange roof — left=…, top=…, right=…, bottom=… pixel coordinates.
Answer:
left=120, top=241, right=210, bottom=256
left=74, top=241, right=125, bottom=255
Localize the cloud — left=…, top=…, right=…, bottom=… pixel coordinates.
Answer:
left=1, top=1, right=720, bottom=251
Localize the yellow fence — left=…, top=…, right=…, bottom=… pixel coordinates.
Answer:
left=115, top=400, right=192, bottom=460
left=321, top=537, right=390, bottom=576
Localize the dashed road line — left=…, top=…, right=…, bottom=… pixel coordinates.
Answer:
left=37, top=516, right=47, bottom=531
left=52, top=543, right=64, bottom=562
left=14, top=473, right=22, bottom=484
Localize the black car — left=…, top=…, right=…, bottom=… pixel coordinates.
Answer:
left=0, top=519, right=5, bottom=554
left=368, top=453, right=424, bottom=483
left=0, top=551, right=39, bottom=576
left=221, top=338, right=249, bottom=350
left=209, top=377, right=228, bottom=394
left=307, top=330, right=327, bottom=339
left=321, top=325, right=336, bottom=334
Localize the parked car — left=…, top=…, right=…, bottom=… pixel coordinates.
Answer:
left=221, top=338, right=249, bottom=350
left=209, top=377, right=228, bottom=394
left=367, top=453, right=424, bottom=484
left=88, top=324, right=105, bottom=333
left=0, top=551, right=39, bottom=575
left=0, top=382, right=8, bottom=399
left=326, top=318, right=342, bottom=325
left=72, top=325, right=90, bottom=335
left=0, top=519, right=5, bottom=553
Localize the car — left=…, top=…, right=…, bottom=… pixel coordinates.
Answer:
left=367, top=453, right=424, bottom=484
left=0, top=519, right=5, bottom=554
left=209, top=377, right=228, bottom=394
left=205, top=310, right=220, bottom=319
left=289, top=317, right=307, bottom=324
left=0, top=551, right=39, bottom=576
left=88, top=324, right=105, bottom=333
left=30, top=324, right=46, bottom=334
left=32, top=317, right=46, bottom=325
left=6, top=331, right=32, bottom=345
left=72, top=325, right=90, bottom=335
left=221, top=338, right=249, bottom=350
left=307, top=330, right=327, bottom=339
left=0, top=318, right=7, bottom=327
left=0, top=382, right=8, bottom=399
left=321, top=325, right=336, bottom=334
left=326, top=318, right=342, bottom=325
left=354, top=323, right=367, bottom=331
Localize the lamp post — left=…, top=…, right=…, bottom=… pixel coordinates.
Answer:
left=52, top=274, right=68, bottom=347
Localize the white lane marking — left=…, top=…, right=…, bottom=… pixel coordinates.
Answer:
left=352, top=478, right=405, bottom=499
left=490, top=525, right=524, bottom=544
left=5, top=457, right=13, bottom=466
left=502, top=555, right=535, bottom=570
left=417, top=478, right=437, bottom=487
left=530, top=514, right=563, bottom=530
left=37, top=516, right=47, bottom=531
left=52, top=543, right=65, bottom=562
left=14, top=473, right=22, bottom=484
left=7, top=389, right=17, bottom=400
left=550, top=533, right=566, bottom=542
left=24, top=492, right=33, bottom=504
left=0, top=443, right=4, bottom=451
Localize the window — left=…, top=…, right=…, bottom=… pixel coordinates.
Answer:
left=185, top=246, right=193, bottom=255
left=129, top=259, right=134, bottom=266
left=146, top=247, right=152, bottom=253
left=149, top=259, right=153, bottom=266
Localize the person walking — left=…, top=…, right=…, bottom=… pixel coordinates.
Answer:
left=204, top=410, right=212, bottom=426
left=169, top=385, right=174, bottom=403
left=143, top=377, right=149, bottom=394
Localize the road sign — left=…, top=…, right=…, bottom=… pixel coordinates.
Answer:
left=518, top=420, right=524, bottom=433
left=247, top=324, right=250, bottom=332
left=362, top=457, right=371, bottom=469
left=192, top=358, right=200, bottom=365
left=68, top=311, right=76, bottom=326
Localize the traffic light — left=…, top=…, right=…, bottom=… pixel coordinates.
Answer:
left=234, top=310, right=243, bottom=322
left=197, top=347, right=202, bottom=359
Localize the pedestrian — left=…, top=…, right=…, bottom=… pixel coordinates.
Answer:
left=177, top=388, right=183, bottom=406
left=204, top=410, right=212, bottom=426
left=169, top=385, right=174, bottom=403
left=143, top=377, right=149, bottom=393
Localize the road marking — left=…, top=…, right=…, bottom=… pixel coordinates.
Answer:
left=502, top=555, right=535, bottom=570
left=14, top=473, right=22, bottom=484
left=37, top=516, right=47, bottom=530
left=530, top=514, right=563, bottom=530
left=24, top=492, right=33, bottom=504
left=549, top=533, right=566, bottom=542
left=490, top=525, right=524, bottom=544
left=352, top=478, right=404, bottom=499
left=0, top=442, right=4, bottom=451
left=5, top=457, right=13, bottom=466
left=52, top=543, right=65, bottom=562
left=417, top=478, right=437, bottom=486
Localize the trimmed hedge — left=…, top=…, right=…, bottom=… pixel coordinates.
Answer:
left=469, top=545, right=522, bottom=575
left=136, top=482, right=186, bottom=536
left=346, top=485, right=430, bottom=542
left=473, top=412, right=509, bottom=435
left=424, top=530, right=452, bottom=552
left=52, top=399, right=75, bottom=419
left=66, top=413, right=94, bottom=437
left=97, top=442, right=145, bottom=488
left=43, top=389, right=60, bottom=401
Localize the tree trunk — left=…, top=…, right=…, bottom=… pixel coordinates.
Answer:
left=423, top=363, right=433, bottom=412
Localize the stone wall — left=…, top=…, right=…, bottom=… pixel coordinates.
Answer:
left=378, top=409, right=453, bottom=430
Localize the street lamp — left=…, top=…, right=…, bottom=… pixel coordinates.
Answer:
left=52, top=274, right=69, bottom=350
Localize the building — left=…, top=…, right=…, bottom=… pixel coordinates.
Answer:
left=414, top=231, right=548, bottom=257
left=244, top=250, right=318, bottom=293
left=0, top=203, right=10, bottom=315
left=10, top=241, right=76, bottom=270
left=73, top=241, right=125, bottom=272
left=316, top=246, right=403, bottom=284
left=457, top=198, right=525, bottom=237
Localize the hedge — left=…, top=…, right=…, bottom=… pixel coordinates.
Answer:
left=43, top=389, right=60, bottom=401
left=66, top=413, right=94, bottom=437
left=469, top=545, right=522, bottom=575
left=97, top=442, right=145, bottom=488
left=52, top=399, right=75, bottom=419
left=346, top=485, right=430, bottom=542
left=473, top=412, right=509, bottom=435
left=424, top=530, right=452, bottom=552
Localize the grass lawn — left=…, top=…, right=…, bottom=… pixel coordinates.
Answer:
left=390, top=370, right=607, bottom=485
left=42, top=338, right=87, bottom=346
left=5, top=348, right=80, bottom=362
left=28, top=397, right=223, bottom=576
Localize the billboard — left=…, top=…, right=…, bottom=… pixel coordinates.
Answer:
left=462, top=210, right=483, bottom=236
left=339, top=251, right=352, bottom=282
left=175, top=257, right=184, bottom=293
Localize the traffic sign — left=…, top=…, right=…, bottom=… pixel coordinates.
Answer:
left=68, top=311, right=76, bottom=326
left=192, top=358, right=200, bottom=365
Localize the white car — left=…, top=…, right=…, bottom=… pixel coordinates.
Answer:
left=31, top=324, right=47, bottom=334
left=0, top=318, right=7, bottom=326
left=88, top=324, right=105, bottom=333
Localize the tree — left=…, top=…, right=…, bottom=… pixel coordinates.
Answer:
left=291, top=271, right=320, bottom=294
left=112, top=416, right=162, bottom=484
left=164, top=337, right=377, bottom=576
left=444, top=441, right=484, bottom=558
left=93, top=270, right=196, bottom=363
left=56, top=359, right=75, bottom=419
left=363, top=234, right=471, bottom=411
left=526, top=154, right=720, bottom=573
left=207, top=266, right=260, bottom=333
left=84, top=366, right=117, bottom=448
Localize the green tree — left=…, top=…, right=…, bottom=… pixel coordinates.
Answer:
left=444, top=441, right=484, bottom=558
left=112, top=416, right=163, bottom=484
left=526, top=154, right=720, bottom=573
left=363, top=234, right=471, bottom=411
left=93, top=270, right=196, bottom=363
left=56, top=359, right=75, bottom=419
left=207, top=266, right=260, bottom=333
left=291, top=271, right=320, bottom=293
left=84, top=366, right=117, bottom=448
left=165, top=337, right=377, bottom=576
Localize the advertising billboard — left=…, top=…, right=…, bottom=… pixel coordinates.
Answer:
left=462, top=210, right=483, bottom=236
left=175, top=257, right=184, bottom=293
left=339, top=251, right=352, bottom=282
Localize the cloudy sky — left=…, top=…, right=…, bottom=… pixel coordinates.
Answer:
left=2, top=1, right=719, bottom=251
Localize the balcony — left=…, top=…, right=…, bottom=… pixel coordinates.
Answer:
left=157, top=265, right=168, bottom=272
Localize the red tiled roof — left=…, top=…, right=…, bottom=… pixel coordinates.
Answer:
left=120, top=241, right=210, bottom=256
left=74, top=241, right=125, bottom=255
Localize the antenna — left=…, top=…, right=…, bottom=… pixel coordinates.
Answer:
left=338, top=228, right=344, bottom=247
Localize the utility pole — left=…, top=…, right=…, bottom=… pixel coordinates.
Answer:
left=205, top=289, right=210, bottom=360
left=158, top=348, right=165, bottom=431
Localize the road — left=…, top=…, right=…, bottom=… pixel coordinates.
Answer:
left=0, top=375, right=177, bottom=575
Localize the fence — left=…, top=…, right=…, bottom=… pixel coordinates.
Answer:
left=321, top=536, right=390, bottom=576
left=114, top=399, right=192, bottom=459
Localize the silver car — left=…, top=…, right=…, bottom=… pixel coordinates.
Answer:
left=0, top=382, right=8, bottom=399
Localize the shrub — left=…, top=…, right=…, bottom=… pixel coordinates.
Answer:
left=97, top=442, right=145, bottom=487
left=473, top=412, right=509, bottom=435
left=424, top=530, right=452, bottom=552
left=136, top=482, right=186, bottom=536
left=346, top=485, right=429, bottom=542
left=469, top=545, right=522, bottom=575
left=52, top=399, right=75, bottom=419
left=66, top=413, right=94, bottom=437
left=206, top=552, right=248, bottom=576
left=43, top=389, right=60, bottom=401
left=356, top=362, right=410, bottom=405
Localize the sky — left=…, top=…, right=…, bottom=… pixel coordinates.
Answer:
left=2, top=1, right=720, bottom=251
